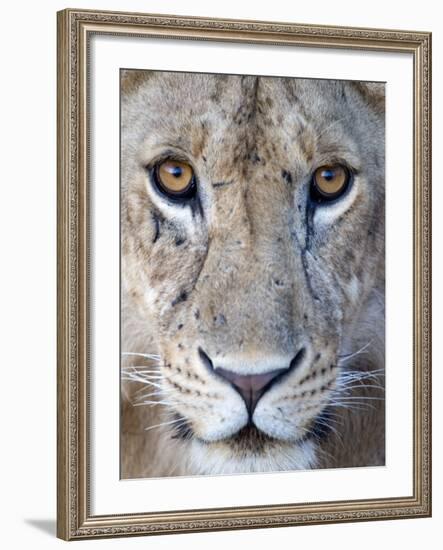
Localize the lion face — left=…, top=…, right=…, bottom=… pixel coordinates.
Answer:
left=121, top=72, right=385, bottom=474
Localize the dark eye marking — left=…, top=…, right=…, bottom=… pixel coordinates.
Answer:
left=251, top=153, right=261, bottom=164
left=212, top=181, right=234, bottom=188
left=171, top=291, right=188, bottom=307
left=151, top=211, right=166, bottom=243
left=213, top=314, right=227, bottom=326
left=152, top=216, right=160, bottom=243
left=151, top=211, right=186, bottom=245
left=281, top=170, right=293, bottom=185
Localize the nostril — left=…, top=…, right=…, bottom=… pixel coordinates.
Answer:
left=289, top=347, right=306, bottom=372
left=198, top=347, right=214, bottom=372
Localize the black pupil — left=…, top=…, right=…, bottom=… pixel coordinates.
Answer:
left=171, top=166, right=183, bottom=178
left=321, top=169, right=335, bottom=181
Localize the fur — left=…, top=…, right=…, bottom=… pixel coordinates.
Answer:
left=120, top=71, right=385, bottom=478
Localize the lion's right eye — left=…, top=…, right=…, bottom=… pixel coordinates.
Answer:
left=310, top=164, right=351, bottom=203
left=152, top=159, right=197, bottom=201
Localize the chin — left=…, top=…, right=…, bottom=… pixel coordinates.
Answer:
left=177, top=426, right=318, bottom=475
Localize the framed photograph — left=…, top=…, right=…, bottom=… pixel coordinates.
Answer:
left=57, top=8, right=431, bottom=540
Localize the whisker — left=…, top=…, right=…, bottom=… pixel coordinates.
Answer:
left=337, top=384, right=385, bottom=393
left=123, top=371, right=164, bottom=380
left=123, top=375, right=165, bottom=382
left=317, top=409, right=343, bottom=421
left=328, top=402, right=376, bottom=411
left=135, top=390, right=174, bottom=401
left=315, top=445, right=335, bottom=463
left=124, top=379, right=165, bottom=390
left=338, top=377, right=383, bottom=384
left=338, top=369, right=384, bottom=381
left=300, top=426, right=336, bottom=460
left=134, top=400, right=176, bottom=407
left=144, top=418, right=188, bottom=432
left=338, top=340, right=373, bottom=362
left=122, top=366, right=162, bottom=373
left=122, top=352, right=161, bottom=360
left=313, top=417, right=343, bottom=441
left=322, top=400, right=373, bottom=411
left=341, top=367, right=384, bottom=375
left=330, top=395, right=385, bottom=401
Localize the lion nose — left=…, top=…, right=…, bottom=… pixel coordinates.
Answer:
left=213, top=367, right=286, bottom=415
left=198, top=348, right=306, bottom=417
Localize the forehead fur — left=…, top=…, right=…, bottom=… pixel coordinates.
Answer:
left=121, top=69, right=385, bottom=115
left=121, top=71, right=384, bottom=184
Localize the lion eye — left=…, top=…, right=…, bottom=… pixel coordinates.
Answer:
left=311, top=164, right=350, bottom=202
left=154, top=159, right=196, bottom=199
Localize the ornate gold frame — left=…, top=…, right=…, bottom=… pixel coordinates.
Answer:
left=57, top=8, right=431, bottom=540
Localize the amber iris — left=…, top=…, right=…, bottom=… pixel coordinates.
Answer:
left=312, top=165, right=349, bottom=199
left=156, top=160, right=194, bottom=195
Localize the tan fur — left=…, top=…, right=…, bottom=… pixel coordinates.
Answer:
left=120, top=71, right=385, bottom=478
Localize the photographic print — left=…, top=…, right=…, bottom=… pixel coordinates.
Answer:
left=57, top=9, right=431, bottom=539
left=120, top=70, right=386, bottom=479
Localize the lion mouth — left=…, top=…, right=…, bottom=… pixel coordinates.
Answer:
left=222, top=425, right=281, bottom=451
left=225, top=410, right=333, bottom=450
left=196, top=424, right=281, bottom=452
left=171, top=408, right=334, bottom=451
left=170, top=412, right=277, bottom=447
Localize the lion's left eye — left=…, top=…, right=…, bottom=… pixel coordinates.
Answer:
left=153, top=159, right=197, bottom=200
left=311, top=164, right=351, bottom=202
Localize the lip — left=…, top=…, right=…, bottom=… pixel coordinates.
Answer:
left=191, top=403, right=333, bottom=447
left=196, top=424, right=280, bottom=449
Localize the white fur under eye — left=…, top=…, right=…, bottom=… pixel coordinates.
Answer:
left=143, top=175, right=200, bottom=236
left=313, top=177, right=360, bottom=226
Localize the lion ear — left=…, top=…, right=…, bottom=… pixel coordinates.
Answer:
left=352, top=82, right=385, bottom=114
left=121, top=69, right=151, bottom=96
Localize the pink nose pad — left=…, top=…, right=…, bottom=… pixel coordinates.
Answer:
left=214, top=367, right=287, bottom=415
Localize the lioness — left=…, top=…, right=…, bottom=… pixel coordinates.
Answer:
left=121, top=71, right=385, bottom=477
